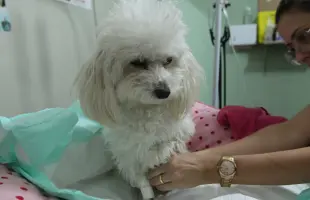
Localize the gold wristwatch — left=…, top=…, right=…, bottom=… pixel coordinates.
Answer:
left=217, top=156, right=237, bottom=187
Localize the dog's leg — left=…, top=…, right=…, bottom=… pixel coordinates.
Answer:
left=139, top=176, right=155, bottom=200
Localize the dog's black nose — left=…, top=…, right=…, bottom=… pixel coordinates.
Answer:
left=154, top=89, right=171, bottom=99
left=154, top=82, right=170, bottom=99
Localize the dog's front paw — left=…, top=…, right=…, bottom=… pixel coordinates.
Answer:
left=138, top=177, right=155, bottom=200
left=140, top=186, right=155, bottom=200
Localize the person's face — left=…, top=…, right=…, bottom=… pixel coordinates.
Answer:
left=277, top=10, right=310, bottom=66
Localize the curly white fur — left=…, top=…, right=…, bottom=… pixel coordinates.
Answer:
left=75, top=0, right=204, bottom=199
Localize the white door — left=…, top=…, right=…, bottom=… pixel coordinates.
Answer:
left=0, top=0, right=96, bottom=116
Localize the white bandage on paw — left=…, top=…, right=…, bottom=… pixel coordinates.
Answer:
left=141, top=186, right=155, bottom=199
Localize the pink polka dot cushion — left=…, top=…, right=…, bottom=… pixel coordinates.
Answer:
left=187, top=102, right=235, bottom=152
left=0, top=165, right=56, bottom=200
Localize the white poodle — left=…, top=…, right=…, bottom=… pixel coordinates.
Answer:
left=75, top=0, right=204, bottom=199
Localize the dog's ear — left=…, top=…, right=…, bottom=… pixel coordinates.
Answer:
left=182, top=51, right=205, bottom=101
left=168, top=51, right=204, bottom=119
left=75, top=50, right=120, bottom=127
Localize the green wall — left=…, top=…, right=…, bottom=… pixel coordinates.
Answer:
left=180, top=0, right=310, bottom=118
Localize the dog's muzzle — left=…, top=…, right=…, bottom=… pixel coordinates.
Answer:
left=153, top=81, right=171, bottom=99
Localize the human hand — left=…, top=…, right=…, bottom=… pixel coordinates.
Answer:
left=148, top=151, right=220, bottom=191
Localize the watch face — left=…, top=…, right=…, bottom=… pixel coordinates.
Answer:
left=220, top=160, right=235, bottom=176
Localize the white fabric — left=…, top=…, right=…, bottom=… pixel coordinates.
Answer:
left=68, top=177, right=309, bottom=200
left=161, top=184, right=309, bottom=200
left=39, top=131, right=308, bottom=200
left=46, top=135, right=115, bottom=189
left=60, top=169, right=310, bottom=200
left=62, top=163, right=309, bottom=200
left=67, top=170, right=140, bottom=200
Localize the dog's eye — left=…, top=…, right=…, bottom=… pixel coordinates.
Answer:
left=130, top=59, right=148, bottom=70
left=163, top=57, right=173, bottom=66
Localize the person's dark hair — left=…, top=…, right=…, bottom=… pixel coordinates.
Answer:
left=275, top=0, right=310, bottom=24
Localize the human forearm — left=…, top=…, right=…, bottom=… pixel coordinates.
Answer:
left=210, top=121, right=306, bottom=156
left=148, top=146, right=310, bottom=191
left=232, top=147, right=310, bottom=185
left=210, top=105, right=310, bottom=156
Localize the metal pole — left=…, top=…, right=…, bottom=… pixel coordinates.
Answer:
left=212, top=0, right=224, bottom=108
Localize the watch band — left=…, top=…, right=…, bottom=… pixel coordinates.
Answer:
left=220, top=178, right=233, bottom=187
